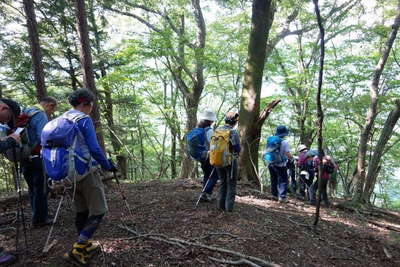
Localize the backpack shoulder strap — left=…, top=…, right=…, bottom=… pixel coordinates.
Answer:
left=62, top=111, right=89, bottom=123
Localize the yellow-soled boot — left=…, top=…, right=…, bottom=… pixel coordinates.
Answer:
left=85, top=240, right=101, bottom=256
left=63, top=242, right=90, bottom=266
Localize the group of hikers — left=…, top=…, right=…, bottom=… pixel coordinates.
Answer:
left=0, top=89, right=116, bottom=266
left=0, top=92, right=338, bottom=266
left=188, top=109, right=338, bottom=211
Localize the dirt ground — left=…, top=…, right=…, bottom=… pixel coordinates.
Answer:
left=0, top=178, right=399, bottom=266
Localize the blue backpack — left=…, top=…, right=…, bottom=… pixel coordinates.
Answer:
left=41, top=112, right=91, bottom=182
left=187, top=127, right=210, bottom=161
left=263, top=135, right=286, bottom=165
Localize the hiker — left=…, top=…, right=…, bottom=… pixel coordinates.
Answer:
left=0, top=99, right=21, bottom=152
left=15, top=96, right=58, bottom=228
left=210, top=111, right=240, bottom=212
left=287, top=157, right=297, bottom=194
left=41, top=89, right=116, bottom=266
left=301, top=149, right=318, bottom=203
left=187, top=110, right=219, bottom=202
left=311, top=155, right=337, bottom=206
left=296, top=144, right=309, bottom=199
left=0, top=99, right=21, bottom=266
left=265, top=125, right=293, bottom=203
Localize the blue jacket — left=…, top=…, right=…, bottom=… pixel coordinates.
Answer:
left=24, top=106, right=48, bottom=149
left=66, top=109, right=111, bottom=171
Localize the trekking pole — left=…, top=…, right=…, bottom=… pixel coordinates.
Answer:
left=230, top=153, right=237, bottom=180
left=195, top=168, right=215, bottom=206
left=114, top=170, right=133, bottom=216
left=12, top=147, right=28, bottom=256
left=108, top=154, right=134, bottom=218
left=43, top=194, right=64, bottom=253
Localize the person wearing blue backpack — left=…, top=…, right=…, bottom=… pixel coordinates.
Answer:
left=41, top=89, right=117, bottom=266
left=264, top=125, right=293, bottom=203
left=187, top=110, right=219, bottom=202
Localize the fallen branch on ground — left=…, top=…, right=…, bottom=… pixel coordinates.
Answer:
left=191, top=232, right=250, bottom=241
left=117, top=224, right=280, bottom=267
left=365, top=219, right=400, bottom=233
left=209, top=256, right=262, bottom=267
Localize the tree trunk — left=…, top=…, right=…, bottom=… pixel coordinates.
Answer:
left=87, top=0, right=128, bottom=178
left=362, top=99, right=400, bottom=202
left=312, top=0, right=325, bottom=226
left=353, top=4, right=400, bottom=204
left=73, top=0, right=105, bottom=149
left=179, top=0, right=206, bottom=179
left=23, top=0, right=47, bottom=100
left=179, top=92, right=201, bottom=178
left=238, top=0, right=276, bottom=184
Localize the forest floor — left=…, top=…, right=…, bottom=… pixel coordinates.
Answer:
left=0, top=178, right=400, bottom=267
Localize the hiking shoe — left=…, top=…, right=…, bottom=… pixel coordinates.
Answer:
left=278, top=197, right=287, bottom=204
left=199, top=193, right=211, bottom=203
left=85, top=241, right=101, bottom=256
left=32, top=218, right=53, bottom=228
left=63, top=242, right=90, bottom=266
left=271, top=196, right=278, bottom=201
left=0, top=248, right=16, bottom=265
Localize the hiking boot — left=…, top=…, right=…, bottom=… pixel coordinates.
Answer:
left=32, top=218, right=53, bottom=228
left=85, top=241, right=101, bottom=256
left=271, top=196, right=278, bottom=201
left=63, top=242, right=90, bottom=266
left=278, top=197, right=287, bottom=204
left=0, top=248, right=16, bottom=265
left=199, top=193, right=212, bottom=203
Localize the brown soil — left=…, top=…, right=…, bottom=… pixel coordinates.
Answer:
left=0, top=179, right=399, bottom=266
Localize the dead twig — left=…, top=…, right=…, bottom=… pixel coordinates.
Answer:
left=209, top=256, right=262, bottom=267
left=191, top=232, right=248, bottom=241
left=118, top=224, right=187, bottom=249
left=287, top=216, right=312, bottom=228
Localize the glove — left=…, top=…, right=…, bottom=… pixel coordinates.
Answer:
left=108, top=159, right=118, bottom=172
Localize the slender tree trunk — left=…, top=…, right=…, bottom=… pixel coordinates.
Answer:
left=353, top=3, right=400, bottom=204
left=362, top=99, right=400, bottom=202
left=73, top=0, right=105, bottom=149
left=23, top=0, right=47, bottom=100
left=238, top=0, right=276, bottom=184
left=87, top=1, right=128, bottom=178
left=312, top=0, right=325, bottom=226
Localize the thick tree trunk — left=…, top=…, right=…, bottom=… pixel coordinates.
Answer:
left=179, top=0, right=206, bottom=179
left=179, top=92, right=201, bottom=179
left=238, top=0, right=276, bottom=184
left=23, top=0, right=47, bottom=100
left=74, top=0, right=105, bottom=149
left=353, top=4, right=400, bottom=204
left=362, top=99, right=400, bottom=202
